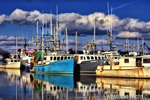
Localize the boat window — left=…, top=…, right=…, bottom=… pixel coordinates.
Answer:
left=14, top=60, right=17, bottom=62
left=124, top=59, right=129, bottom=63
left=50, top=57, right=53, bottom=60
left=68, top=57, right=70, bottom=59
left=54, top=57, right=56, bottom=60
left=18, top=60, right=20, bottom=62
left=98, top=57, right=101, bottom=60
left=64, top=57, right=67, bottom=60
left=61, top=57, right=63, bottom=60
left=87, top=56, right=90, bottom=59
left=57, top=57, right=60, bottom=61
left=57, top=87, right=60, bottom=90
left=95, top=56, right=97, bottom=60
left=50, top=87, right=52, bottom=90
left=84, top=56, right=86, bottom=60
left=91, top=56, right=94, bottom=60
left=143, top=59, right=150, bottom=63
left=26, top=54, right=28, bottom=56
left=80, top=56, right=83, bottom=60
left=54, top=87, right=56, bottom=90
left=43, top=57, right=46, bottom=60
left=75, top=56, right=79, bottom=60
left=11, top=60, right=13, bottom=62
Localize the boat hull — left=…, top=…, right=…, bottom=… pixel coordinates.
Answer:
left=5, top=62, right=21, bottom=69
left=75, top=59, right=106, bottom=73
left=32, top=58, right=76, bottom=74
left=96, top=67, right=150, bottom=79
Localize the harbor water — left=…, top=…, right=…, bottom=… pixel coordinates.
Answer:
left=0, top=68, right=150, bottom=100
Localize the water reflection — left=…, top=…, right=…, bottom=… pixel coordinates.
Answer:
left=0, top=69, right=150, bottom=100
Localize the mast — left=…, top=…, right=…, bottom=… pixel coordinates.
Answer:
left=42, top=10, right=44, bottom=60
left=32, top=36, right=34, bottom=50
left=50, top=11, right=53, bottom=40
left=42, top=26, right=44, bottom=60
left=137, top=39, right=139, bottom=54
left=16, top=36, right=18, bottom=59
left=66, top=28, right=68, bottom=54
left=54, top=27, right=56, bottom=51
left=56, top=5, right=60, bottom=50
left=36, top=19, right=39, bottom=51
left=142, top=37, right=144, bottom=55
left=94, top=17, right=96, bottom=42
left=106, top=3, right=114, bottom=51
left=75, top=29, right=77, bottom=54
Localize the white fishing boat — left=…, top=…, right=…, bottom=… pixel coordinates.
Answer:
left=96, top=54, right=150, bottom=78
left=5, top=58, right=21, bottom=69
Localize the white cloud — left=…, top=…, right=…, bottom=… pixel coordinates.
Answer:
left=0, top=9, right=149, bottom=38
left=117, top=31, right=141, bottom=38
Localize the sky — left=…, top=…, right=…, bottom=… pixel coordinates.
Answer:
left=0, top=0, right=150, bottom=53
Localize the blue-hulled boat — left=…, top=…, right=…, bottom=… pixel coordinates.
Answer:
left=32, top=58, right=76, bottom=74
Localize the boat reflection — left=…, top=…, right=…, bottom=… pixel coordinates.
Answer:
left=32, top=74, right=74, bottom=100
left=1, top=69, right=150, bottom=100
left=96, top=77, right=150, bottom=99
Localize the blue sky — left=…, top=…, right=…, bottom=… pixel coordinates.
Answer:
left=0, top=0, right=150, bottom=53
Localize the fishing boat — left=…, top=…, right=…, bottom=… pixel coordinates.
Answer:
left=5, top=58, right=21, bottom=69
left=74, top=54, right=106, bottom=73
left=31, top=55, right=76, bottom=74
left=96, top=55, right=150, bottom=78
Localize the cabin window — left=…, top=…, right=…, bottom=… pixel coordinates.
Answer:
left=64, top=57, right=67, bottom=60
left=11, top=60, right=13, bottom=62
left=18, top=60, right=20, bottom=62
left=50, top=87, right=52, bottom=90
left=98, top=57, right=101, bottom=60
left=57, top=57, right=60, bottom=61
left=84, top=56, right=86, bottom=60
left=143, top=59, right=150, bottom=63
left=54, top=57, right=56, bottom=60
left=124, top=59, right=129, bottom=63
left=87, top=56, right=90, bottom=59
left=26, top=54, right=28, bottom=56
left=75, top=56, right=79, bottom=60
left=80, top=56, right=83, bottom=60
left=68, top=57, right=70, bottom=59
left=61, top=57, right=63, bottom=60
left=14, top=60, right=17, bottom=62
left=50, top=57, right=53, bottom=60
left=43, top=57, right=46, bottom=60
left=91, top=56, right=94, bottom=60
left=95, top=56, right=97, bottom=60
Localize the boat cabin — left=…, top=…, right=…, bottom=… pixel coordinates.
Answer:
left=6, top=58, right=20, bottom=64
left=74, top=54, right=105, bottom=64
left=43, top=55, right=74, bottom=64
left=141, top=55, right=150, bottom=68
left=119, top=56, right=142, bottom=68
